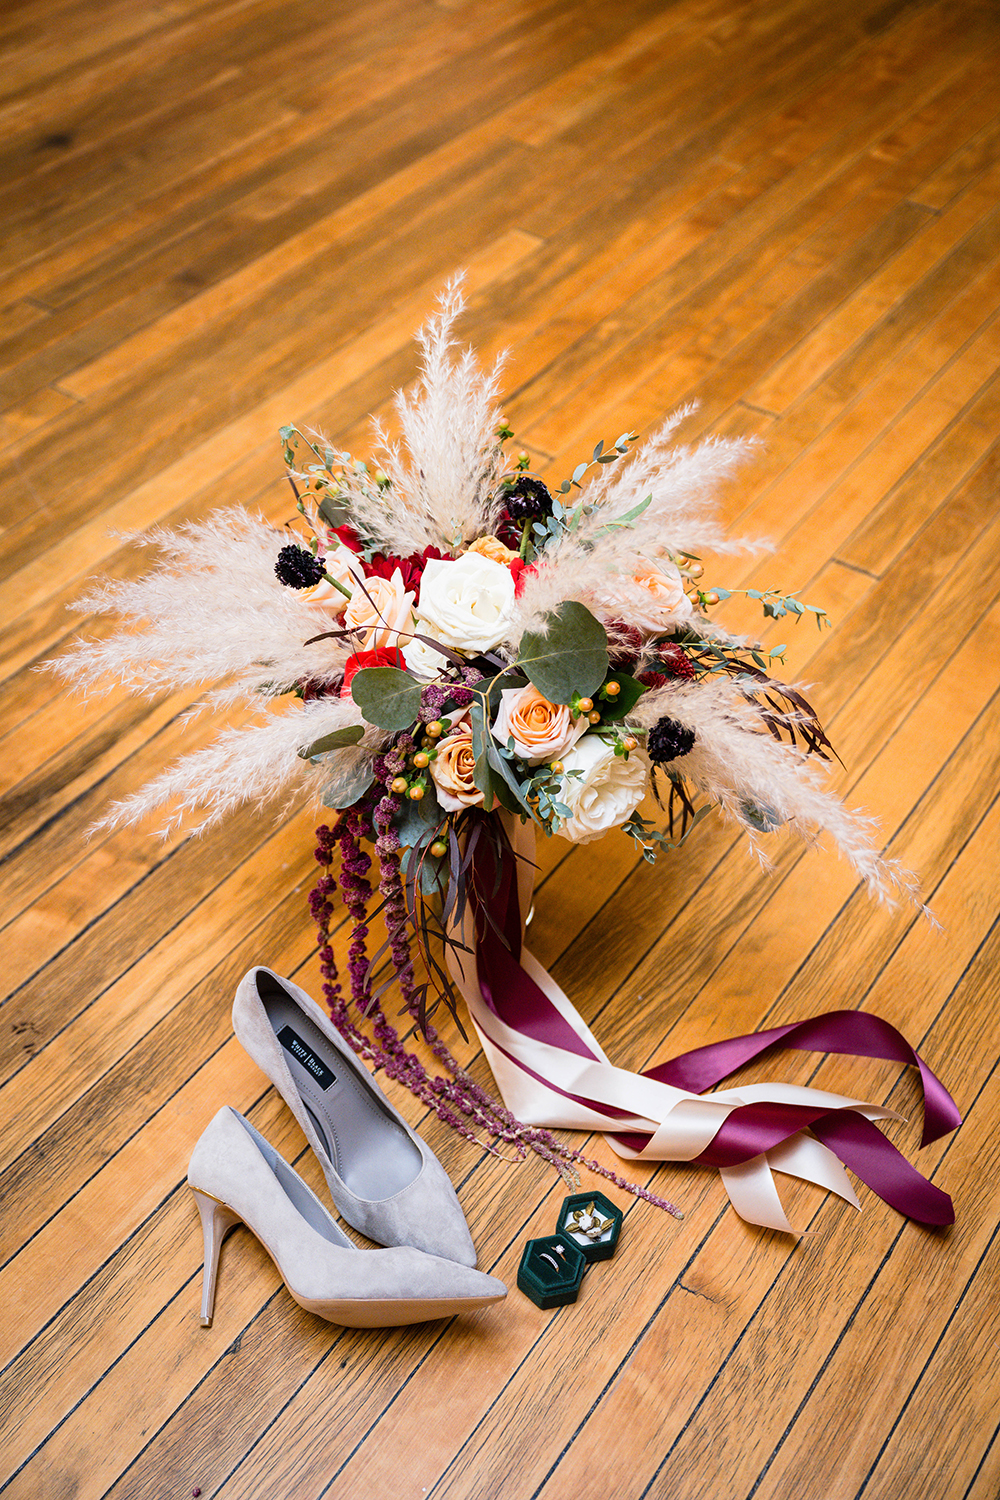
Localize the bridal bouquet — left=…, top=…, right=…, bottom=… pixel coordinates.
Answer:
left=57, top=286, right=950, bottom=1228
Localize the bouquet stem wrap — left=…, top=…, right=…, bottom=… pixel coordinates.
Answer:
left=446, top=819, right=959, bottom=1233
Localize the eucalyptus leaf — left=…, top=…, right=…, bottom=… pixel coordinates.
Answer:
left=395, top=785, right=444, bottom=848
left=298, top=723, right=365, bottom=759
left=350, top=666, right=422, bottom=731
left=515, top=601, right=608, bottom=704
left=321, top=755, right=375, bottom=810
left=486, top=742, right=535, bottom=818
left=469, top=700, right=495, bottom=812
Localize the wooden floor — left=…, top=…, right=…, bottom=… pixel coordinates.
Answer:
left=2, top=0, right=1000, bottom=1494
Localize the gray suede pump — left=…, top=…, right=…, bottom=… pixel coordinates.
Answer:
left=188, top=1108, right=505, bottom=1327
left=232, top=966, right=478, bottom=1266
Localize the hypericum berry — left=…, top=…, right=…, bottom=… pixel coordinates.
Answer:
left=647, top=716, right=695, bottom=764
left=550, top=760, right=564, bottom=775
left=577, top=697, right=593, bottom=713
left=622, top=735, right=638, bottom=751
left=408, top=785, right=425, bottom=801
left=425, top=721, right=444, bottom=738
left=274, top=544, right=325, bottom=589
left=429, top=839, right=448, bottom=858
left=502, top=475, right=553, bottom=521
left=413, top=751, right=430, bottom=769
left=390, top=777, right=408, bottom=794
left=603, top=680, right=621, bottom=697
left=587, top=710, right=601, bottom=725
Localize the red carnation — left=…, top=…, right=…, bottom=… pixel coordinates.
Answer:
left=367, top=544, right=447, bottom=593
left=340, top=647, right=406, bottom=698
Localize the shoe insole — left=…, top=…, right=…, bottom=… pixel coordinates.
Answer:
left=260, top=984, right=422, bottom=1202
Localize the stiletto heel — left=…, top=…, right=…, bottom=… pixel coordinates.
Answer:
left=191, top=1189, right=242, bottom=1327
left=187, top=1108, right=505, bottom=1328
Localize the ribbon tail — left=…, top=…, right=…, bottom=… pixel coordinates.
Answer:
left=767, top=1132, right=861, bottom=1209
left=811, top=1113, right=954, bottom=1226
left=720, top=1155, right=794, bottom=1233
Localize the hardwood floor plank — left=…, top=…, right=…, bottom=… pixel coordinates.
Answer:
left=4, top=0, right=999, bottom=1493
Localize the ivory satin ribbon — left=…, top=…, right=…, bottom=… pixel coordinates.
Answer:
left=445, top=818, right=958, bottom=1233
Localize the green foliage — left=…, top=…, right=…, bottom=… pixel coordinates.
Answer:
left=621, top=805, right=711, bottom=863
left=708, top=586, right=830, bottom=630
left=395, top=784, right=445, bottom=847
left=350, top=667, right=422, bottom=731
left=516, top=601, right=609, bottom=703
left=298, top=723, right=365, bottom=759
left=321, top=759, right=375, bottom=810
left=597, top=671, right=645, bottom=721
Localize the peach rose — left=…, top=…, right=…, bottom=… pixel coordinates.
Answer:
left=591, top=558, right=693, bottom=634
left=343, top=567, right=415, bottom=651
left=429, top=720, right=484, bottom=811
left=467, top=534, right=518, bottom=566
left=300, top=543, right=364, bottom=616
left=491, top=683, right=587, bottom=765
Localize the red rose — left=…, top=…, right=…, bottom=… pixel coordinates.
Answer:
left=331, top=524, right=362, bottom=552
left=340, top=646, right=406, bottom=698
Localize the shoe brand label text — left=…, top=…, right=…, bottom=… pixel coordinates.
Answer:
left=277, top=1025, right=337, bottom=1090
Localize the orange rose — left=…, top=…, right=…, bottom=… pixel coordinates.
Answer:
left=467, top=534, right=518, bottom=566
left=429, top=723, right=484, bottom=811
left=591, top=558, right=693, bottom=633
left=300, top=543, right=364, bottom=616
left=491, top=683, right=587, bottom=765
left=343, top=567, right=415, bottom=651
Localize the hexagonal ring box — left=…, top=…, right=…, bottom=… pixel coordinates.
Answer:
left=517, top=1233, right=588, bottom=1308
left=555, top=1192, right=623, bottom=1263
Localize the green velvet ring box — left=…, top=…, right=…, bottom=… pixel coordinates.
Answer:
left=555, top=1192, right=623, bottom=1263
left=516, top=1233, right=588, bottom=1308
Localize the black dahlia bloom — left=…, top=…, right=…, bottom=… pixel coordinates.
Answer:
left=275, top=544, right=325, bottom=589
left=503, top=476, right=553, bottom=521
left=647, top=716, right=696, bottom=764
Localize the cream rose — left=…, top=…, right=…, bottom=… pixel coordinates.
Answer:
left=401, top=628, right=449, bottom=680
left=592, top=558, right=693, bottom=633
left=343, top=567, right=415, bottom=651
left=415, top=553, right=515, bottom=652
left=429, top=720, right=484, bottom=811
left=491, top=683, right=587, bottom=765
left=300, top=543, right=365, bottom=615
left=554, top=735, right=647, bottom=844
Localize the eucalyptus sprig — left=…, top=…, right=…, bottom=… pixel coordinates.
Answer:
left=706, top=585, right=830, bottom=629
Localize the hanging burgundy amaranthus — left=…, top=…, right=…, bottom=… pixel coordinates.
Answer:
left=308, top=750, right=684, bottom=1213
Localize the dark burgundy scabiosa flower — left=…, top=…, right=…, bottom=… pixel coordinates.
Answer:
left=503, top=476, right=553, bottom=521
left=497, top=476, right=554, bottom=547
left=647, top=716, right=696, bottom=764
left=275, top=544, right=325, bottom=589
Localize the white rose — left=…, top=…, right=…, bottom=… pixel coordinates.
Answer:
left=415, top=553, right=515, bottom=652
left=554, top=735, right=647, bottom=844
left=402, top=628, right=450, bottom=680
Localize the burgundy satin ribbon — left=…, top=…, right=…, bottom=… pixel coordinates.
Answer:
left=470, top=831, right=959, bottom=1226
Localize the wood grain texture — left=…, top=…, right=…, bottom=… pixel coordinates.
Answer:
left=2, top=1, right=998, bottom=1496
